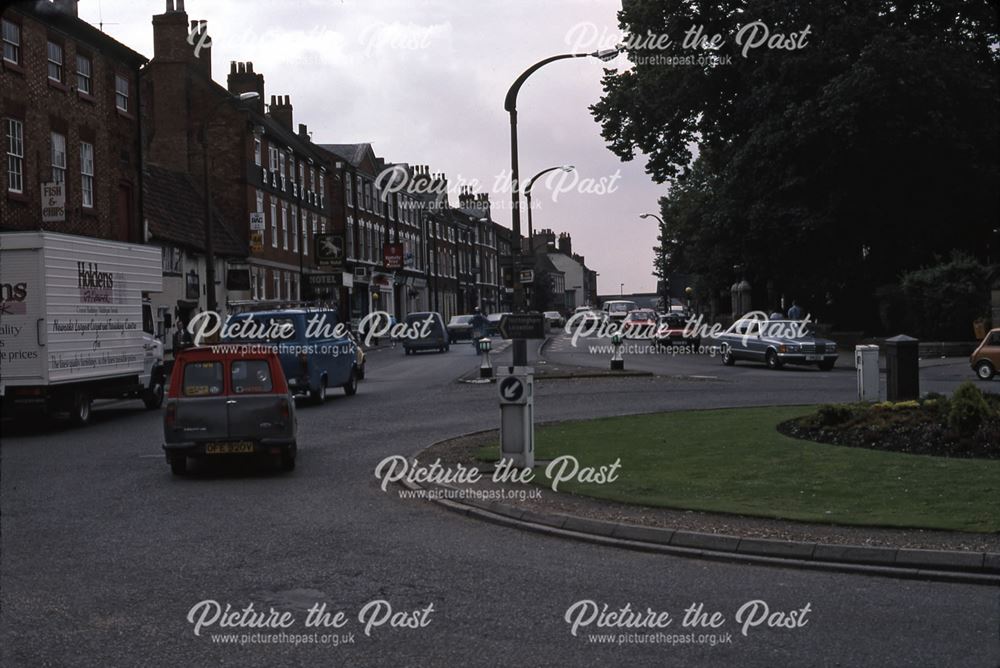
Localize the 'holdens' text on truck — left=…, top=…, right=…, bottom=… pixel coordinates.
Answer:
left=0, top=231, right=165, bottom=425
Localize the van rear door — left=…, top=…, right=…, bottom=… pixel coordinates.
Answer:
left=175, top=359, right=230, bottom=442
left=225, top=357, right=293, bottom=443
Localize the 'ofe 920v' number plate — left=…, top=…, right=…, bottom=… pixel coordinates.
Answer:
left=205, top=441, right=255, bottom=454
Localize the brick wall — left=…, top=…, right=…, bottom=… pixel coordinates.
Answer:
left=1, top=7, right=142, bottom=242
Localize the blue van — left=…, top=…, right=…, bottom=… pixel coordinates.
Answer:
left=223, top=309, right=358, bottom=403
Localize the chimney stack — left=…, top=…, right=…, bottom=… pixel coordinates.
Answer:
left=558, top=232, right=572, bottom=255
left=152, top=0, right=191, bottom=63
left=227, top=61, right=265, bottom=114
left=52, top=0, right=79, bottom=17
left=269, top=94, right=293, bottom=130
left=189, top=20, right=212, bottom=78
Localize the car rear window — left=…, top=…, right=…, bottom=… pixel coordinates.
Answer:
left=182, top=361, right=224, bottom=396
left=231, top=360, right=273, bottom=394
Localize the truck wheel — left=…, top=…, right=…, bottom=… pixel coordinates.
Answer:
left=169, top=455, right=187, bottom=476
left=69, top=392, right=92, bottom=426
left=343, top=368, right=358, bottom=396
left=143, top=379, right=165, bottom=409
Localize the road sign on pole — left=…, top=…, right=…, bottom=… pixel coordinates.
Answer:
left=316, top=234, right=344, bottom=270
left=498, top=313, right=546, bottom=340
left=498, top=366, right=533, bottom=469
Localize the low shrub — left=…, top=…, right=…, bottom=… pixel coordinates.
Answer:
left=948, top=382, right=994, bottom=437
left=816, top=404, right=854, bottom=426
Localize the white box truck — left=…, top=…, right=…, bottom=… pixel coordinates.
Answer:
left=0, top=231, right=165, bottom=425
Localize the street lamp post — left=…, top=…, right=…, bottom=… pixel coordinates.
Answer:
left=525, top=165, right=574, bottom=245
left=504, top=48, right=618, bottom=365
left=200, top=91, right=259, bottom=315
left=640, top=212, right=666, bottom=309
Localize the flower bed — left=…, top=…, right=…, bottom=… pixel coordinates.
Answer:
left=778, top=383, right=1000, bottom=459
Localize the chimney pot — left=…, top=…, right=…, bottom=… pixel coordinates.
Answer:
left=177, top=0, right=186, bottom=10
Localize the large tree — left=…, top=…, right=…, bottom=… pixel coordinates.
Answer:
left=593, top=0, right=999, bottom=327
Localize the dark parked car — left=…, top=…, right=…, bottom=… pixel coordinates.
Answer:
left=716, top=318, right=838, bottom=370
left=403, top=312, right=450, bottom=354
left=163, top=345, right=297, bottom=475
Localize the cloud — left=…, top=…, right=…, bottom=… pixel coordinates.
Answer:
left=82, top=0, right=664, bottom=294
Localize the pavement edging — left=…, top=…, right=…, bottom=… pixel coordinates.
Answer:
left=402, top=432, right=1000, bottom=586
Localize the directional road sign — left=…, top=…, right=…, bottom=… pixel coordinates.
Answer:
left=498, top=313, right=546, bottom=340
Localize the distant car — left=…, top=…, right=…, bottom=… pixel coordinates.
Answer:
left=404, top=312, right=450, bottom=354
left=163, top=345, right=297, bottom=475
left=571, top=307, right=602, bottom=329
left=543, top=311, right=565, bottom=328
left=655, top=313, right=700, bottom=349
left=715, top=318, right=838, bottom=370
left=486, top=312, right=509, bottom=336
left=621, top=309, right=657, bottom=339
left=971, top=328, right=1000, bottom=380
left=602, top=300, right=639, bottom=324
left=447, top=315, right=476, bottom=341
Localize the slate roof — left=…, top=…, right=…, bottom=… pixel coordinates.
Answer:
left=317, top=144, right=371, bottom=167
left=143, top=164, right=246, bottom=257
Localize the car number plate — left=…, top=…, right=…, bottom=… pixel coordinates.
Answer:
left=805, top=354, right=821, bottom=361
left=205, top=441, right=255, bottom=454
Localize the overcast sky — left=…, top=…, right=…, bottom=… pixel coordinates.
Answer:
left=81, top=0, right=667, bottom=296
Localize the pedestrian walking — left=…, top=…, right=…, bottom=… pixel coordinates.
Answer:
left=787, top=301, right=804, bottom=321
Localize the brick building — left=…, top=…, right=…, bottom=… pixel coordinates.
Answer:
left=142, top=0, right=331, bottom=329
left=2, top=0, right=145, bottom=242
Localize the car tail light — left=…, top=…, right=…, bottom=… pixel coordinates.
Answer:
left=298, top=352, right=308, bottom=372
left=279, top=398, right=290, bottom=419
left=165, top=401, right=176, bottom=428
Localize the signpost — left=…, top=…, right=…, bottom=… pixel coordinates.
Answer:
left=316, top=234, right=344, bottom=271
left=497, top=366, right=534, bottom=468
left=249, top=212, right=265, bottom=230
left=41, top=182, right=65, bottom=223
left=249, top=231, right=263, bottom=253
left=519, top=269, right=534, bottom=284
left=498, top=313, right=545, bottom=340
left=383, top=243, right=404, bottom=270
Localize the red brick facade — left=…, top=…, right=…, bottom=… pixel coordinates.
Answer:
left=1, top=2, right=144, bottom=242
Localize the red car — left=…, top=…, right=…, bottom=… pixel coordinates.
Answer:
left=621, top=309, right=658, bottom=339
left=163, top=345, right=298, bottom=475
left=655, top=313, right=701, bottom=349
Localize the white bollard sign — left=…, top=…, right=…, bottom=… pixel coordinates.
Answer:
left=498, top=366, right=534, bottom=469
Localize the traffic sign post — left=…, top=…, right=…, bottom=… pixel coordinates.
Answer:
left=497, top=366, right=534, bottom=469
left=498, top=313, right=546, bottom=340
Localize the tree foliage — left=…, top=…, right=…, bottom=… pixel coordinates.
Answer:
left=593, top=0, right=999, bottom=328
